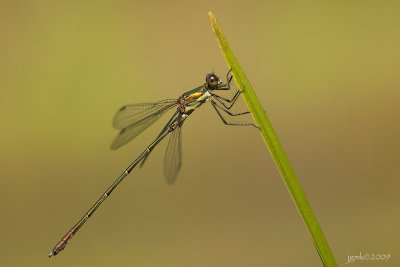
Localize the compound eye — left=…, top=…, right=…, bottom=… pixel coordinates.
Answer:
left=209, top=75, right=217, bottom=85
left=206, top=73, right=220, bottom=88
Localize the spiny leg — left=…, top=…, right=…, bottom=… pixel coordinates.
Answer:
left=211, top=69, right=245, bottom=109
left=211, top=90, right=242, bottom=109
left=226, top=68, right=233, bottom=82
left=212, top=99, right=251, bottom=116
left=210, top=99, right=258, bottom=128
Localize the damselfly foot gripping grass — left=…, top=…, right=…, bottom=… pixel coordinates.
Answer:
left=49, top=70, right=257, bottom=258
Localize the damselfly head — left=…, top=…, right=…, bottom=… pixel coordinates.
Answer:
left=206, top=73, right=222, bottom=90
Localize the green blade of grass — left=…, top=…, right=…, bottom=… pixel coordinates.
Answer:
left=208, top=11, right=337, bottom=267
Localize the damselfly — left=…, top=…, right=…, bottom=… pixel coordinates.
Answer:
left=49, top=69, right=257, bottom=257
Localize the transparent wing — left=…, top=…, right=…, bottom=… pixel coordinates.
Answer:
left=139, top=111, right=180, bottom=168
left=113, top=99, right=177, bottom=130
left=163, top=123, right=182, bottom=184
left=111, top=100, right=177, bottom=150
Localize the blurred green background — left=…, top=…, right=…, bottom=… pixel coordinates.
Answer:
left=1, top=0, right=399, bottom=266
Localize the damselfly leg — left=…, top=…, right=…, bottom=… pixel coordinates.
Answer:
left=208, top=70, right=257, bottom=128
left=210, top=99, right=257, bottom=127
